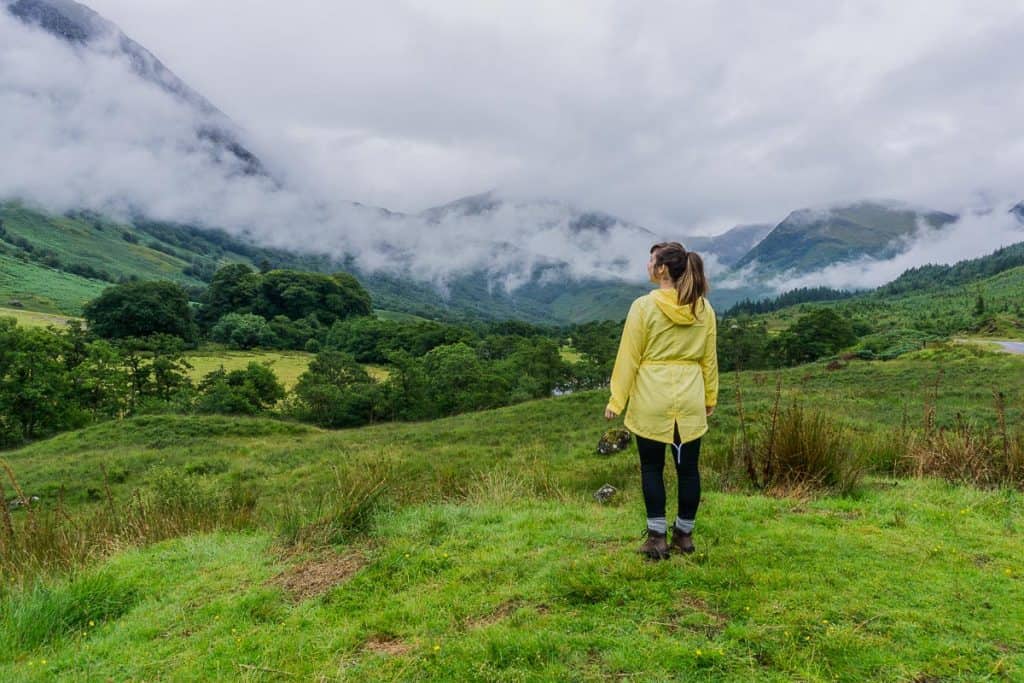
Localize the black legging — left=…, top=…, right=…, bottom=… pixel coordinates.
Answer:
left=636, top=421, right=701, bottom=523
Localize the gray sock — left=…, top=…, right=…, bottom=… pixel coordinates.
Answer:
left=674, top=517, right=694, bottom=534
left=647, top=517, right=667, bottom=534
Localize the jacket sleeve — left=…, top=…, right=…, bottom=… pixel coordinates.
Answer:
left=606, top=298, right=645, bottom=415
left=700, top=302, right=719, bottom=407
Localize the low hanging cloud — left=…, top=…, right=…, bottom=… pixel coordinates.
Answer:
left=0, top=6, right=668, bottom=294
left=759, top=207, right=1024, bottom=293
left=2, top=1, right=1024, bottom=300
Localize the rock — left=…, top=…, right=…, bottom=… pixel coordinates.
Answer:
left=7, top=300, right=24, bottom=308
left=593, top=484, right=617, bottom=503
left=596, top=428, right=632, bottom=455
left=6, top=495, right=39, bottom=510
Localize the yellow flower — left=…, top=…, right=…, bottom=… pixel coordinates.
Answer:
left=695, top=649, right=702, bottom=657
left=41, top=660, right=47, bottom=665
left=433, top=644, right=441, bottom=652
left=89, top=620, right=95, bottom=627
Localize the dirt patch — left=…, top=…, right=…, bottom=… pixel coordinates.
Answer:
left=678, top=593, right=730, bottom=635
left=267, top=550, right=367, bottom=602
left=363, top=636, right=414, bottom=656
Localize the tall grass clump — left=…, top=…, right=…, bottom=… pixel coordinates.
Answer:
left=899, top=390, right=1024, bottom=489
left=0, top=461, right=258, bottom=584
left=731, top=377, right=865, bottom=495
left=275, top=464, right=389, bottom=549
left=0, top=570, right=139, bottom=657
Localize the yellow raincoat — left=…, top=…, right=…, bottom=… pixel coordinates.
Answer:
left=605, top=289, right=718, bottom=444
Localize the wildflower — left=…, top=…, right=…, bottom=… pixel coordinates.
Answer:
left=89, top=620, right=95, bottom=627
left=41, top=660, right=47, bottom=665
left=695, top=648, right=702, bottom=657
left=433, top=644, right=441, bottom=652
left=1005, top=568, right=1013, bottom=576
left=821, top=619, right=828, bottom=624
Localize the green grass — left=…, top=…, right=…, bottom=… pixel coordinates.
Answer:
left=0, top=254, right=106, bottom=315
left=184, top=349, right=316, bottom=390
left=373, top=308, right=433, bottom=323
left=0, top=307, right=77, bottom=329
left=0, top=203, right=209, bottom=289
left=184, top=348, right=388, bottom=387
left=2, top=354, right=1023, bottom=679
left=0, top=478, right=1020, bottom=680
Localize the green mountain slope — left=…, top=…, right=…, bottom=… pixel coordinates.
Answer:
left=0, top=201, right=646, bottom=324
left=735, top=201, right=958, bottom=274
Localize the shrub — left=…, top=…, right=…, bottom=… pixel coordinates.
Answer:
left=898, top=391, right=1023, bottom=489
left=733, top=380, right=865, bottom=495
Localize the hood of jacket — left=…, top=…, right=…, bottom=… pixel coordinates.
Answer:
left=650, top=288, right=704, bottom=325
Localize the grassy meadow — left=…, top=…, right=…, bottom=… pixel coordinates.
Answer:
left=1, top=349, right=1023, bottom=680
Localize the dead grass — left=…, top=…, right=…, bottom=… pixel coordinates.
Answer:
left=267, top=550, right=367, bottom=602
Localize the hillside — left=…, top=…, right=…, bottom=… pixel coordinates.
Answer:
left=0, top=201, right=656, bottom=324
left=735, top=201, right=958, bottom=274
left=2, top=353, right=1023, bottom=680
left=726, top=237, right=1024, bottom=344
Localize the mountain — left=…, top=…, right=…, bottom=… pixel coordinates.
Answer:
left=1012, top=201, right=1024, bottom=223
left=734, top=201, right=958, bottom=275
left=420, top=191, right=659, bottom=239
left=5, top=0, right=267, bottom=177
left=686, top=223, right=773, bottom=267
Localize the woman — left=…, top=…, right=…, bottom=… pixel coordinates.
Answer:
left=604, top=242, right=718, bottom=560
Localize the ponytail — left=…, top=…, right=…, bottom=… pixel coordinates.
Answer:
left=675, top=250, right=709, bottom=317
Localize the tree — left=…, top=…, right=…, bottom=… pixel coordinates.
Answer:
left=210, top=313, right=276, bottom=349
left=770, top=308, right=857, bottom=366
left=196, top=363, right=285, bottom=415
left=421, top=342, right=509, bottom=416
left=254, top=270, right=372, bottom=325
left=0, top=319, right=81, bottom=445
left=290, top=350, right=381, bottom=427
left=84, top=280, right=198, bottom=342
left=197, top=263, right=260, bottom=328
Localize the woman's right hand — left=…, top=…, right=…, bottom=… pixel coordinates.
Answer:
left=706, top=405, right=715, bottom=417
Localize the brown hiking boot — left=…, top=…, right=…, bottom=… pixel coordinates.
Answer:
left=669, top=529, right=695, bottom=555
left=638, top=529, right=669, bottom=560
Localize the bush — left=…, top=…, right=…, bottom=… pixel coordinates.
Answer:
left=733, top=382, right=865, bottom=495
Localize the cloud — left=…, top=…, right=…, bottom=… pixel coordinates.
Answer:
left=2, top=1, right=1024, bottom=301
left=78, top=0, right=1024, bottom=230
left=760, top=206, right=1024, bottom=292
left=0, top=7, right=671, bottom=293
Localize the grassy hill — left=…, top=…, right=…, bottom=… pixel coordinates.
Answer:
left=741, top=263, right=1024, bottom=341
left=1, top=353, right=1022, bottom=679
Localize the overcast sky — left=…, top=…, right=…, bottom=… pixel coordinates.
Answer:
left=77, top=0, right=1024, bottom=233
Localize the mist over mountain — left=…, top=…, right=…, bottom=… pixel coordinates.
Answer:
left=2, top=0, right=1024, bottom=322
left=6, top=0, right=267, bottom=177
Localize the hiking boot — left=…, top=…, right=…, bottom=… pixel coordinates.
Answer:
left=669, top=529, right=695, bottom=555
left=638, top=529, right=669, bottom=560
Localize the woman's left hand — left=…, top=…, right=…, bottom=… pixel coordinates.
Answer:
left=604, top=408, right=618, bottom=420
